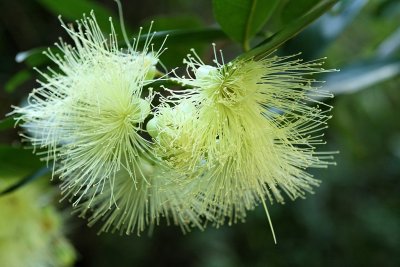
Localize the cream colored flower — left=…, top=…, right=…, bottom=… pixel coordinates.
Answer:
left=151, top=49, right=334, bottom=239
left=0, top=178, right=76, bottom=267
left=11, top=12, right=162, bottom=207
left=76, top=157, right=205, bottom=235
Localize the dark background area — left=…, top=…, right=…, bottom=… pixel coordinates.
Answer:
left=0, top=0, right=399, bottom=266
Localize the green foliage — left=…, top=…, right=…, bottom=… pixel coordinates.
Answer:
left=280, top=0, right=323, bottom=25
left=281, top=0, right=367, bottom=58
left=240, top=0, right=338, bottom=59
left=37, top=0, right=117, bottom=31
left=213, top=0, right=338, bottom=56
left=4, top=70, right=31, bottom=93
left=326, top=59, right=400, bottom=95
left=0, top=166, right=50, bottom=196
left=0, top=144, right=43, bottom=177
left=15, top=47, right=53, bottom=67
left=142, top=16, right=224, bottom=67
left=213, top=0, right=279, bottom=50
left=0, top=117, right=14, bottom=131
left=36, top=0, right=135, bottom=52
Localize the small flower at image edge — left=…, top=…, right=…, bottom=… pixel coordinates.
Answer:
left=0, top=178, right=76, bottom=267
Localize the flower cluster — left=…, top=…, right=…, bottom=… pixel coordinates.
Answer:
left=11, top=11, right=334, bottom=239
left=149, top=49, right=334, bottom=237
left=0, top=178, right=76, bottom=267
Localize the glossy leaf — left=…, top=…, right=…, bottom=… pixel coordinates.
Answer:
left=0, top=166, right=50, bottom=197
left=0, top=144, right=43, bottom=177
left=141, top=16, right=204, bottom=67
left=15, top=46, right=61, bottom=68
left=139, top=27, right=226, bottom=68
left=282, top=0, right=367, bottom=59
left=15, top=28, right=226, bottom=69
left=15, top=47, right=49, bottom=67
left=213, top=0, right=279, bottom=49
left=377, top=27, right=400, bottom=59
left=280, top=0, right=322, bottom=26
left=0, top=117, right=14, bottom=132
left=38, top=0, right=114, bottom=26
left=142, top=28, right=226, bottom=46
left=5, top=70, right=32, bottom=93
left=37, top=0, right=129, bottom=38
left=325, top=59, right=400, bottom=95
left=239, top=0, right=338, bottom=60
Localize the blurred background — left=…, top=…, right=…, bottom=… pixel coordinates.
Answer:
left=0, top=0, right=399, bottom=266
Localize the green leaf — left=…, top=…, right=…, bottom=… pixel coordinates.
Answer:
left=16, top=46, right=61, bottom=68
left=146, top=15, right=203, bottom=31
left=144, top=28, right=226, bottom=46
left=5, top=70, right=32, bottom=93
left=213, top=0, right=279, bottom=49
left=36, top=0, right=128, bottom=37
left=0, top=117, right=14, bottom=132
left=0, top=166, right=50, bottom=197
left=141, top=16, right=226, bottom=67
left=0, top=144, right=43, bottom=177
left=325, top=59, right=400, bottom=95
left=139, top=28, right=226, bottom=68
left=16, top=26, right=227, bottom=73
left=281, top=0, right=322, bottom=25
left=16, top=47, right=49, bottom=67
left=282, top=0, right=367, bottom=58
left=18, top=0, right=126, bottom=68
left=377, top=27, right=400, bottom=59
left=264, top=0, right=327, bottom=35
left=239, top=0, right=338, bottom=60
left=38, top=0, right=113, bottom=25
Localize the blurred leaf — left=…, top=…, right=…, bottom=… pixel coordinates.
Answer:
left=261, top=0, right=335, bottom=38
left=15, top=28, right=226, bottom=70
left=16, top=47, right=49, bottom=67
left=143, top=16, right=203, bottom=67
left=325, top=59, right=400, bottom=95
left=213, top=0, right=279, bottom=49
left=0, top=144, right=43, bottom=177
left=17, top=0, right=129, bottom=68
left=145, top=28, right=226, bottom=46
left=280, top=0, right=321, bottom=24
left=148, top=16, right=203, bottom=31
left=15, top=46, right=61, bottom=69
left=155, top=28, right=226, bottom=68
left=317, top=0, right=367, bottom=42
left=377, top=27, right=400, bottom=59
left=16, top=47, right=43, bottom=63
left=142, top=15, right=226, bottom=67
left=375, top=0, right=400, bottom=17
left=5, top=70, right=32, bottom=93
left=239, top=0, right=338, bottom=60
left=0, top=166, right=50, bottom=197
left=283, top=0, right=367, bottom=58
left=0, top=117, right=14, bottom=131
left=37, top=0, right=117, bottom=31
left=36, top=0, right=132, bottom=40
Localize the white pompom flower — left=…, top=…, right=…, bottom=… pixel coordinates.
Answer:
left=150, top=47, right=335, bottom=241
left=11, top=12, right=164, bottom=207
left=76, top=157, right=206, bottom=235
left=0, top=178, right=76, bottom=267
